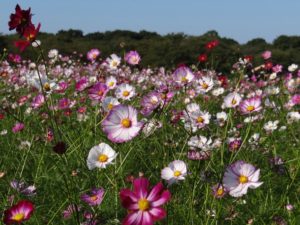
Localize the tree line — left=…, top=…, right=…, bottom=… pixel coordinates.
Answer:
left=1, top=29, right=300, bottom=72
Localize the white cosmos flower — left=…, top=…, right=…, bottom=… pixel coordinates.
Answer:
left=223, top=160, right=263, bottom=197
left=115, top=83, right=136, bottom=100
left=105, top=76, right=117, bottom=89
left=288, top=64, right=298, bottom=72
left=87, top=143, right=117, bottom=170
left=161, top=160, right=187, bottom=185
left=102, top=96, right=120, bottom=112
left=223, top=92, right=242, bottom=108
left=286, top=112, right=300, bottom=124
left=106, top=54, right=121, bottom=70
left=196, top=76, right=214, bottom=93
left=263, top=120, right=279, bottom=132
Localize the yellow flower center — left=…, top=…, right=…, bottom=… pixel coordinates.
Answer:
left=246, top=105, right=255, bottom=112
left=112, top=61, right=118, bottom=67
left=98, top=154, right=108, bottom=163
left=108, top=103, right=114, bottom=110
left=43, top=83, right=50, bottom=91
left=231, top=99, right=237, bottom=105
left=138, top=198, right=150, bottom=211
left=123, top=91, right=130, bottom=97
left=92, top=53, right=97, bottom=59
left=239, top=175, right=248, bottom=184
left=216, top=187, right=224, bottom=196
left=108, top=81, right=115, bottom=87
left=197, top=116, right=204, bottom=123
left=181, top=76, right=187, bottom=82
left=174, top=171, right=181, bottom=177
left=201, top=83, right=208, bottom=89
left=90, top=195, right=98, bottom=202
left=12, top=213, right=25, bottom=222
left=98, top=90, right=103, bottom=96
left=121, top=118, right=132, bottom=128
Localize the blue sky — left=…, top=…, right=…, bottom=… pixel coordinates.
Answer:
left=1, top=0, right=299, bottom=43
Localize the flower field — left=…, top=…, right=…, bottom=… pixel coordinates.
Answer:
left=1, top=4, right=300, bottom=225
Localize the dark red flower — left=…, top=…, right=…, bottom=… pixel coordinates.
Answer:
left=198, top=53, right=207, bottom=62
left=244, top=55, right=253, bottom=62
left=8, top=4, right=32, bottom=34
left=205, top=40, right=219, bottom=50
left=3, top=200, right=34, bottom=224
left=264, top=61, right=273, bottom=70
left=218, top=75, right=228, bottom=88
left=14, top=23, right=41, bottom=52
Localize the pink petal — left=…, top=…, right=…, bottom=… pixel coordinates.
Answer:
left=151, top=190, right=171, bottom=207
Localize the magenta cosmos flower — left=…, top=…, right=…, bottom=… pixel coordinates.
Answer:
left=87, top=49, right=100, bottom=62
left=81, top=188, right=105, bottom=206
left=88, top=82, right=108, bottom=101
left=222, top=160, right=263, bottom=197
left=102, top=105, right=144, bottom=143
left=120, top=177, right=171, bottom=225
left=3, top=200, right=34, bottom=224
left=12, top=122, right=24, bottom=133
left=239, top=96, right=262, bottom=114
left=124, top=51, right=141, bottom=65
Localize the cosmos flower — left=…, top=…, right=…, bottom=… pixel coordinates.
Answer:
left=102, top=105, right=144, bottom=143
left=161, top=160, right=187, bottom=185
left=115, top=84, right=136, bottom=101
left=120, top=177, right=171, bottom=225
left=31, top=94, right=45, bottom=109
left=87, top=143, right=117, bottom=170
left=12, top=122, right=25, bottom=133
left=105, top=76, right=117, bottom=90
left=3, top=200, right=34, bottom=224
left=239, top=96, right=262, bottom=114
left=102, top=96, right=120, bottom=112
left=8, top=4, right=32, bottom=34
left=14, top=23, right=41, bottom=52
left=196, top=76, right=214, bottom=93
left=75, top=77, right=89, bottom=92
left=188, top=135, right=213, bottom=151
left=211, top=183, right=227, bottom=199
left=87, top=49, right=100, bottom=62
left=223, top=92, right=242, bottom=108
left=10, top=180, right=36, bottom=196
left=261, top=50, right=271, bottom=60
left=88, top=82, right=108, bottom=101
left=58, top=98, right=71, bottom=110
left=173, top=66, right=195, bottom=86
left=222, top=160, right=263, bottom=197
left=124, top=50, right=141, bottom=65
left=106, top=54, right=121, bottom=70
left=81, top=188, right=105, bottom=206
left=140, top=91, right=162, bottom=116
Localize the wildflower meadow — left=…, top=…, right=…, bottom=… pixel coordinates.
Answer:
left=1, top=4, right=300, bottom=225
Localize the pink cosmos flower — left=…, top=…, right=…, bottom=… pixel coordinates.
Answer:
left=211, top=183, right=227, bottom=199
left=75, top=77, right=88, bottom=92
left=120, top=177, right=171, bottom=225
left=102, top=105, right=144, bottom=143
left=12, top=123, right=24, bottom=133
left=239, top=96, right=262, bottom=114
left=87, top=49, right=100, bottom=62
left=3, top=200, right=34, bottom=224
left=88, top=82, right=108, bottom=101
left=62, top=204, right=81, bottom=219
left=172, top=66, right=194, bottom=86
left=124, top=51, right=141, bottom=65
left=81, top=188, right=105, bottom=206
left=222, top=160, right=263, bottom=197
left=31, top=94, right=44, bottom=109
left=58, top=98, right=71, bottom=110
left=261, top=50, right=271, bottom=60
